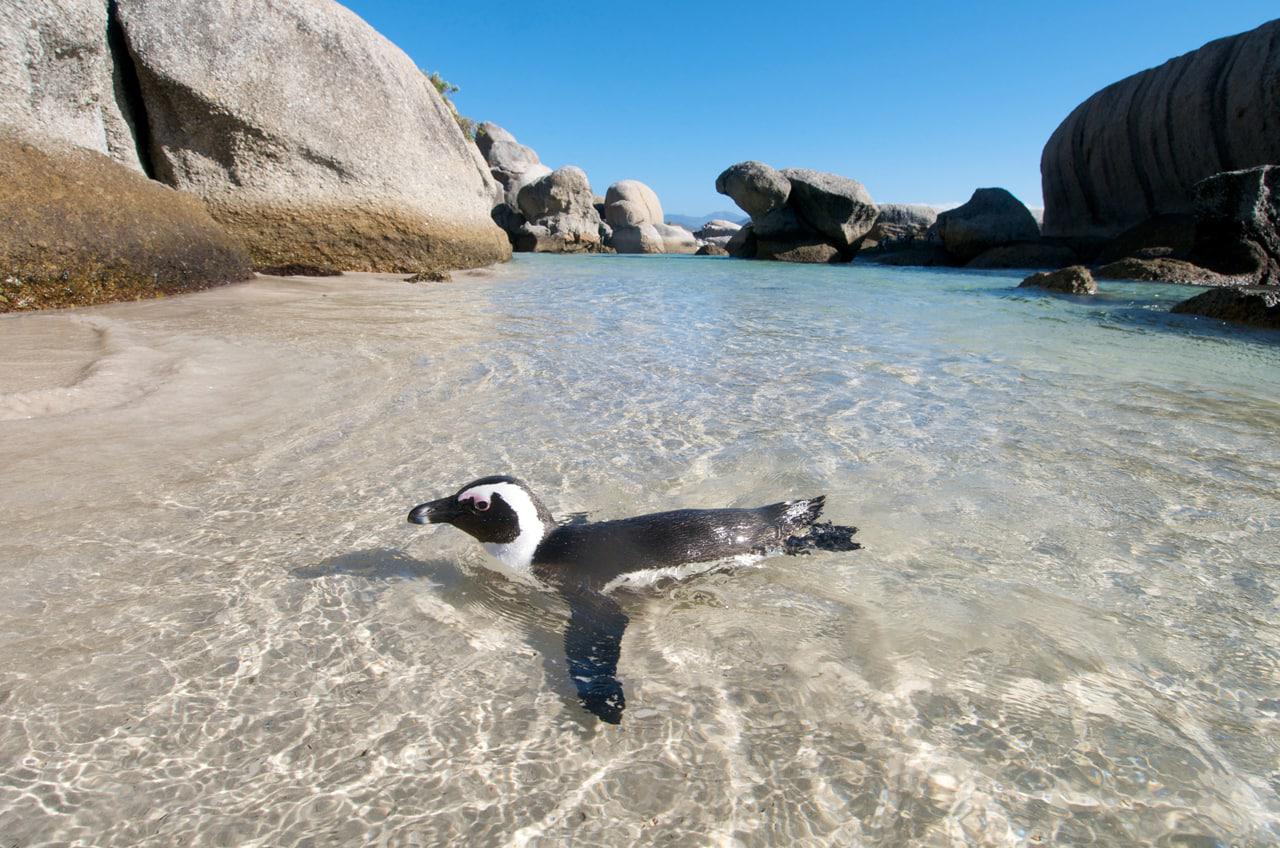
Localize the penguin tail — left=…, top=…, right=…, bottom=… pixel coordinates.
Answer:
left=770, top=496, right=863, bottom=556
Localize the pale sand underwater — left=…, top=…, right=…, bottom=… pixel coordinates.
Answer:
left=1, top=255, right=1278, bottom=846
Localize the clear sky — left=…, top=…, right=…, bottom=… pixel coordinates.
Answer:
left=344, top=1, right=1276, bottom=216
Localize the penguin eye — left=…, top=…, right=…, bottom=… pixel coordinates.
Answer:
left=474, top=499, right=490, bottom=512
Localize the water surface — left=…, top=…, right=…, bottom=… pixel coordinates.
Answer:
left=1, top=255, right=1278, bottom=846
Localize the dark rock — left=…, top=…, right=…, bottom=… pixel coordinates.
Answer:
left=1170, top=286, right=1280, bottom=328
left=753, top=207, right=848, bottom=263
left=715, top=161, right=791, bottom=218
left=725, top=224, right=757, bottom=259
left=932, top=189, right=1040, bottom=260
left=779, top=168, right=878, bottom=248
left=866, top=244, right=955, bottom=266
left=0, top=131, right=251, bottom=312
left=966, top=242, right=1077, bottom=269
left=257, top=264, right=342, bottom=277
left=1095, top=257, right=1233, bottom=285
left=1095, top=214, right=1197, bottom=264
left=1041, top=20, right=1280, bottom=239
left=406, top=269, right=451, bottom=283
left=696, top=244, right=729, bottom=256
left=1190, top=166, right=1280, bottom=283
left=1018, top=265, right=1097, bottom=295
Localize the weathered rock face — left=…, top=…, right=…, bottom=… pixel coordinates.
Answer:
left=1190, top=166, right=1280, bottom=283
left=931, top=188, right=1040, bottom=261
left=862, top=204, right=938, bottom=252
left=966, top=243, right=1077, bottom=270
left=655, top=223, right=698, bottom=254
left=1095, top=257, right=1234, bottom=286
left=1018, top=265, right=1097, bottom=295
left=0, top=0, right=144, bottom=171
left=112, top=0, right=509, bottom=272
left=715, top=161, right=791, bottom=218
left=780, top=168, right=878, bottom=248
left=695, top=244, right=730, bottom=256
left=715, top=161, right=876, bottom=262
left=1095, top=214, right=1197, bottom=264
left=1041, top=19, right=1280, bottom=240
left=1171, top=286, right=1280, bottom=328
left=515, top=166, right=604, bottom=253
left=476, top=121, right=545, bottom=207
left=725, top=224, right=757, bottom=259
left=0, top=131, right=251, bottom=312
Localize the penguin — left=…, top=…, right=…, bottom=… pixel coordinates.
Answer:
left=407, top=475, right=859, bottom=724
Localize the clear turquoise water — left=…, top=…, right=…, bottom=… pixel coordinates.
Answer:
left=1, top=254, right=1278, bottom=846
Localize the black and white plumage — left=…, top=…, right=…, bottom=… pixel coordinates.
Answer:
left=407, top=475, right=859, bottom=723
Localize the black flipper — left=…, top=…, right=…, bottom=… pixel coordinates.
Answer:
left=784, top=521, right=862, bottom=555
left=560, top=585, right=629, bottom=724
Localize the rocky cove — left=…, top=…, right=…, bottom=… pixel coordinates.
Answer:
left=3, top=4, right=1280, bottom=847
left=2, top=4, right=1279, bottom=329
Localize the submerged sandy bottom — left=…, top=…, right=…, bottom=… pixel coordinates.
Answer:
left=1, top=256, right=1278, bottom=846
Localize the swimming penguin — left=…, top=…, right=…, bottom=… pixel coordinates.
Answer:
left=408, top=475, right=859, bottom=724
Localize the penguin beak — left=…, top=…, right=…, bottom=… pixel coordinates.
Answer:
left=407, top=496, right=460, bottom=525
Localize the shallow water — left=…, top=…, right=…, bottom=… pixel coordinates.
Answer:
left=1, top=255, right=1278, bottom=847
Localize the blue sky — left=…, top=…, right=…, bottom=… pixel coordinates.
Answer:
left=345, top=1, right=1277, bottom=215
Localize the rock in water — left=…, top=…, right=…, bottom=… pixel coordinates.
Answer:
left=1171, top=287, right=1280, bottom=328
left=0, top=131, right=251, bottom=312
left=931, top=189, right=1040, bottom=261
left=1096, top=257, right=1232, bottom=285
left=695, top=244, right=729, bottom=256
left=1041, top=19, right=1280, bottom=240
left=112, top=0, right=509, bottom=272
left=1190, top=166, right=1280, bottom=283
left=1018, top=265, right=1097, bottom=295
left=694, top=220, right=742, bottom=241
left=779, top=168, right=878, bottom=248
left=715, top=161, right=791, bottom=218
left=0, top=0, right=144, bottom=171
left=603, top=180, right=697, bottom=254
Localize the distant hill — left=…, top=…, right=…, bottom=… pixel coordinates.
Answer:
left=665, top=211, right=749, bottom=230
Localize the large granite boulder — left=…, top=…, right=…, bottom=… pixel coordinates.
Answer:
left=1041, top=19, right=1280, bottom=240
left=931, top=188, right=1040, bottom=261
left=714, top=161, right=877, bottom=262
left=1190, top=166, right=1280, bottom=283
left=515, top=166, right=604, bottom=253
left=1171, top=286, right=1280, bottom=328
left=1018, top=265, right=1097, bottom=295
left=602, top=180, right=697, bottom=254
left=0, top=0, right=144, bottom=171
left=476, top=121, right=545, bottom=206
left=112, top=0, right=509, bottom=272
left=715, top=161, right=791, bottom=218
left=0, top=131, right=251, bottom=312
left=780, top=168, right=878, bottom=247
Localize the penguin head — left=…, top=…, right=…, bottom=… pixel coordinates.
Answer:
left=408, top=475, right=552, bottom=549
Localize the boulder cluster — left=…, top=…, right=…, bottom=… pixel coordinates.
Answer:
left=475, top=123, right=697, bottom=255
left=713, top=161, right=879, bottom=263
left=0, top=0, right=509, bottom=311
